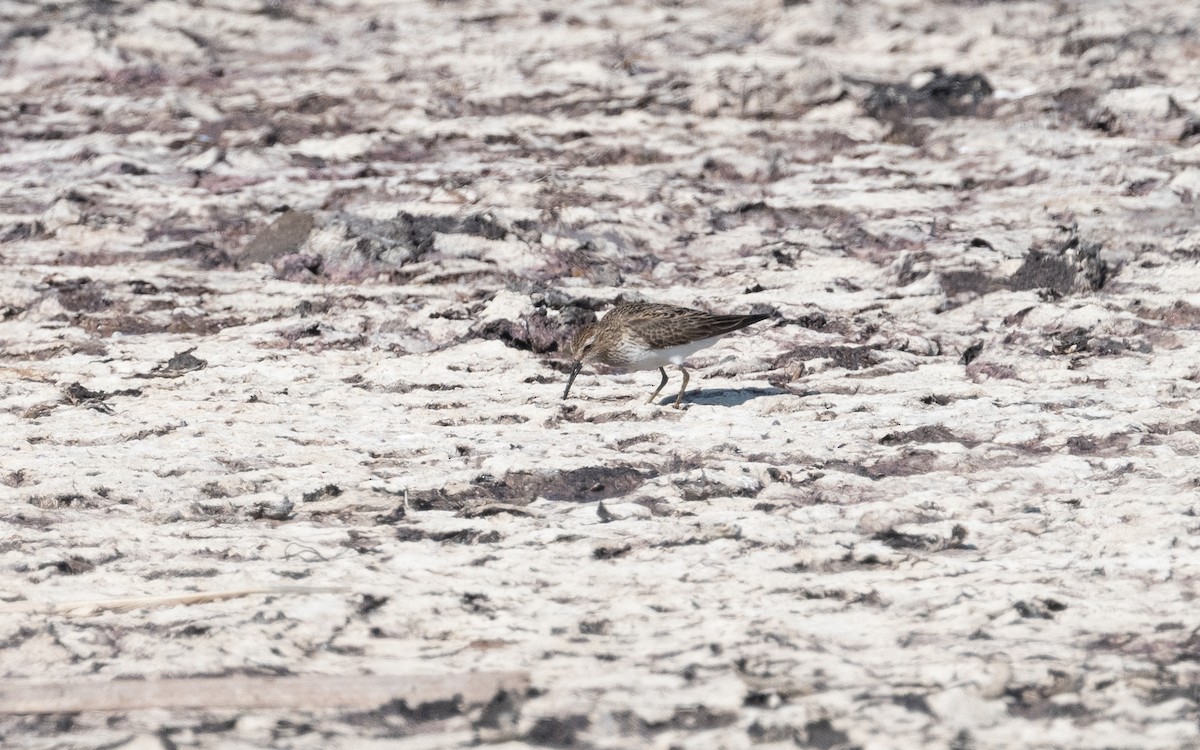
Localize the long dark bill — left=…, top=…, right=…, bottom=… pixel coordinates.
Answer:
left=563, top=361, right=583, bottom=399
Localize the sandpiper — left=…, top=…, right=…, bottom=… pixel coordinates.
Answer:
left=562, top=302, right=770, bottom=408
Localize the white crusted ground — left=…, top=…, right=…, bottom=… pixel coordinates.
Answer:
left=3, top=0, right=1200, bottom=748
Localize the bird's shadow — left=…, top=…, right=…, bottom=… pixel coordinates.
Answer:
left=658, top=386, right=789, bottom=408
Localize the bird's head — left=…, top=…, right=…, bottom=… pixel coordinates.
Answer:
left=567, top=324, right=602, bottom=364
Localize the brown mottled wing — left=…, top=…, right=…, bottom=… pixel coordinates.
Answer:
left=623, top=305, right=769, bottom=349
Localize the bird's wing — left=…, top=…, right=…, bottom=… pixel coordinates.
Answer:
left=628, top=309, right=770, bottom=349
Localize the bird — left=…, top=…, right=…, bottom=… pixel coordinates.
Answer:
left=562, top=302, right=770, bottom=408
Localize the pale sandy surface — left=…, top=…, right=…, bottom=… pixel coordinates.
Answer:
left=3, top=0, right=1200, bottom=748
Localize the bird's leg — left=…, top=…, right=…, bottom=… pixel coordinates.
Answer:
left=647, top=367, right=669, bottom=404
left=673, top=367, right=690, bottom=409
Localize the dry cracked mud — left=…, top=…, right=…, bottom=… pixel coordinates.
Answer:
left=3, top=0, right=1200, bottom=748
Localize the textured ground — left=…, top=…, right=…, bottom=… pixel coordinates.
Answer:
left=3, top=0, right=1200, bottom=748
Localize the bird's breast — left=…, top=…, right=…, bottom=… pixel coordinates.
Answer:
left=617, top=335, right=726, bottom=371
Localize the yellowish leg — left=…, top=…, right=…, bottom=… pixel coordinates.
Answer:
left=647, top=367, right=669, bottom=404
left=672, top=367, right=690, bottom=409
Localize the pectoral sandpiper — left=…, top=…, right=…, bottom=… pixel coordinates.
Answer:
left=562, top=302, right=770, bottom=408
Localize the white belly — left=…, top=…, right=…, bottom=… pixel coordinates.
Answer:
left=624, top=336, right=725, bottom=371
